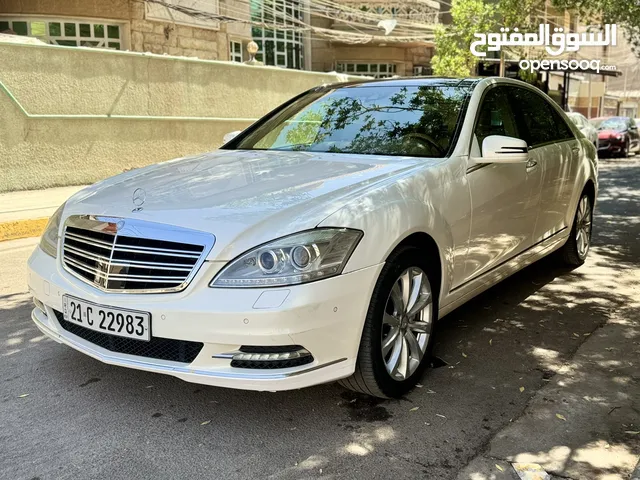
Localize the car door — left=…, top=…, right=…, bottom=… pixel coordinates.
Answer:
left=462, top=86, right=543, bottom=283
left=505, top=87, right=578, bottom=243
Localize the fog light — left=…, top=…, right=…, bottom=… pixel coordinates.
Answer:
left=227, top=345, right=314, bottom=369
left=232, top=349, right=311, bottom=362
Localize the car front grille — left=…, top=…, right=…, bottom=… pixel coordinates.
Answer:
left=54, top=310, right=203, bottom=363
left=61, top=216, right=214, bottom=293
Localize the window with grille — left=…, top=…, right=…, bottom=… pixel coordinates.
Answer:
left=0, top=17, right=125, bottom=50
left=250, top=0, right=305, bottom=70
left=336, top=63, right=397, bottom=78
left=413, top=65, right=432, bottom=76
left=230, top=40, right=243, bottom=62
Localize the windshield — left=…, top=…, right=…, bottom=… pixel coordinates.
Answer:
left=568, top=114, right=582, bottom=126
left=598, top=118, right=627, bottom=131
left=590, top=118, right=604, bottom=128
left=230, top=85, right=470, bottom=158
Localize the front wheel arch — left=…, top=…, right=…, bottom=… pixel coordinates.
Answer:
left=384, top=231, right=443, bottom=304
left=583, top=179, right=596, bottom=209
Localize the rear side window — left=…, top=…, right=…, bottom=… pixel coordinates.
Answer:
left=506, top=87, right=574, bottom=147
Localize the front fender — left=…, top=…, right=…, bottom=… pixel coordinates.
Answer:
left=318, top=179, right=456, bottom=298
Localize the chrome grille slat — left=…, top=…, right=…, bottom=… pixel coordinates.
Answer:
left=112, top=246, right=201, bottom=259
left=109, top=261, right=193, bottom=272
left=103, top=276, right=184, bottom=284
left=64, top=256, right=108, bottom=278
left=61, top=216, right=214, bottom=294
left=65, top=244, right=195, bottom=271
left=64, top=244, right=111, bottom=263
left=65, top=232, right=114, bottom=249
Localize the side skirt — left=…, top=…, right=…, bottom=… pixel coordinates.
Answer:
left=439, top=229, right=569, bottom=318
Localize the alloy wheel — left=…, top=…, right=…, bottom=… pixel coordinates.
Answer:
left=576, top=195, right=592, bottom=258
left=381, top=267, right=433, bottom=381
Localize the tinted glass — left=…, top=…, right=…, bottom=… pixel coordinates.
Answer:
left=232, top=85, right=470, bottom=158
left=569, top=114, right=586, bottom=127
left=474, top=87, right=519, bottom=150
left=599, top=117, right=628, bottom=131
left=550, top=111, right=575, bottom=141
left=507, top=88, right=573, bottom=147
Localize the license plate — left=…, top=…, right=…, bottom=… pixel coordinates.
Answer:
left=62, top=295, right=151, bottom=341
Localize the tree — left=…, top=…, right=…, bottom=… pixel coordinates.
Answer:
left=431, top=0, right=495, bottom=77
left=432, top=0, right=549, bottom=77
left=551, top=0, right=640, bottom=54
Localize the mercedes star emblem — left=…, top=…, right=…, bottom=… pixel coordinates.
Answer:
left=132, top=188, right=146, bottom=212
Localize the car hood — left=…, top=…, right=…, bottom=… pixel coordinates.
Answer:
left=64, top=150, right=426, bottom=259
left=598, top=129, right=625, bottom=139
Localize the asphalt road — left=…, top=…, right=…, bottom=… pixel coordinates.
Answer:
left=1, top=156, right=638, bottom=480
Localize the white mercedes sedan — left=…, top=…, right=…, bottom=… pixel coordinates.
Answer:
left=28, top=77, right=597, bottom=398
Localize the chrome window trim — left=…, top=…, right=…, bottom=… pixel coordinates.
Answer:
left=61, top=215, right=215, bottom=294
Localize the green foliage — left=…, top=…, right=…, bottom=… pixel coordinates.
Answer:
left=552, top=0, right=640, bottom=54
left=431, top=0, right=496, bottom=77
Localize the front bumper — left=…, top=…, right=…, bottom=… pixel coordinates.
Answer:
left=597, top=140, right=624, bottom=154
left=28, top=246, right=383, bottom=391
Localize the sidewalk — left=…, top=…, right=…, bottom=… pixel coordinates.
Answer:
left=0, top=186, right=85, bottom=241
left=457, top=291, right=640, bottom=480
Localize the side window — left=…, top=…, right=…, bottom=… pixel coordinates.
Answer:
left=550, top=109, right=575, bottom=141
left=506, top=87, right=573, bottom=147
left=474, top=87, right=520, bottom=154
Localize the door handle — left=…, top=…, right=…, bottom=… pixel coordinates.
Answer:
left=526, top=159, right=538, bottom=170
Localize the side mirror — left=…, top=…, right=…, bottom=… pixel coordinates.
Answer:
left=222, top=130, right=242, bottom=144
left=473, top=135, right=529, bottom=164
left=630, top=125, right=638, bottom=131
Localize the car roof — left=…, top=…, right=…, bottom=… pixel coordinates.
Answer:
left=325, top=77, right=482, bottom=90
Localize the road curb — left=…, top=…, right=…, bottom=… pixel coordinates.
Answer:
left=0, top=218, right=48, bottom=242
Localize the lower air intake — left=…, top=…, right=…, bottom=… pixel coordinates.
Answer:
left=54, top=310, right=203, bottom=363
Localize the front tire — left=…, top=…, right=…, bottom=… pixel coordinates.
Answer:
left=559, top=193, right=593, bottom=267
left=339, top=246, right=437, bottom=398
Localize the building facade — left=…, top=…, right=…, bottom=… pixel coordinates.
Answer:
left=309, top=0, right=439, bottom=77
left=1, top=0, right=439, bottom=77
left=0, top=0, right=252, bottom=61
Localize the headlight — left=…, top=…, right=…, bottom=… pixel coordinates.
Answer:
left=39, top=203, right=65, bottom=258
left=210, top=228, right=363, bottom=288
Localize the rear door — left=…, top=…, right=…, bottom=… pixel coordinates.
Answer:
left=505, top=87, right=578, bottom=243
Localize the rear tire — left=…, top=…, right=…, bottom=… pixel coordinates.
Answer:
left=559, top=192, right=593, bottom=267
left=339, top=246, right=438, bottom=398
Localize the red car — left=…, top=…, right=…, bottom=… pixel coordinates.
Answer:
left=596, top=116, right=640, bottom=157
